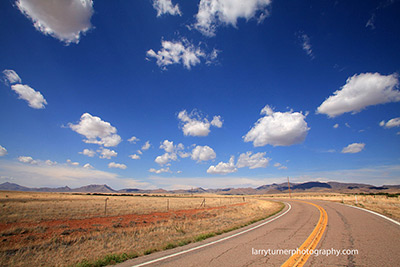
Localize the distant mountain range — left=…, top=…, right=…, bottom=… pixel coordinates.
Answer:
left=0, top=181, right=399, bottom=195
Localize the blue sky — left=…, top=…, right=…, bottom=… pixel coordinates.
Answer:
left=0, top=0, right=399, bottom=189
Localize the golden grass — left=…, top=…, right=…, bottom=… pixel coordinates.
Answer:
left=0, top=191, right=283, bottom=267
left=263, top=192, right=400, bottom=221
left=0, top=191, right=247, bottom=223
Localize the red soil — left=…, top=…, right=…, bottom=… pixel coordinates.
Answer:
left=0, top=203, right=246, bottom=248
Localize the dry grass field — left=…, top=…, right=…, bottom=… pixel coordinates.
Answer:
left=264, top=192, right=400, bottom=222
left=0, top=191, right=283, bottom=267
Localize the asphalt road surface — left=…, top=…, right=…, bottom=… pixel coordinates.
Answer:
left=114, top=200, right=400, bottom=267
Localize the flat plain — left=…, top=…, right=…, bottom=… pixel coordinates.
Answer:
left=0, top=191, right=283, bottom=266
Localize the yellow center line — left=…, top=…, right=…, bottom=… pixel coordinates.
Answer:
left=281, top=200, right=328, bottom=267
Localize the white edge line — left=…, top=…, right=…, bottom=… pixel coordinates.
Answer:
left=343, top=204, right=400, bottom=226
left=131, top=202, right=292, bottom=267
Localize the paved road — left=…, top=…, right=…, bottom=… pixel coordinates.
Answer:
left=114, top=200, right=400, bottom=267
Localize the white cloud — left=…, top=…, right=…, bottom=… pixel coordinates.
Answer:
left=146, top=38, right=217, bottom=70
left=18, top=156, right=37, bottom=164
left=155, top=152, right=178, bottom=165
left=69, top=113, right=122, bottom=147
left=98, top=148, right=117, bottom=159
left=3, top=69, right=21, bottom=84
left=341, top=143, right=366, bottom=154
left=45, top=159, right=57, bottom=166
left=155, top=140, right=187, bottom=165
left=178, top=151, right=191, bottom=158
left=244, top=105, right=310, bottom=147
left=380, top=117, right=400, bottom=128
left=333, top=123, right=339, bottom=129
left=160, top=140, right=174, bottom=153
left=178, top=110, right=222, bottom=137
left=191, top=145, right=216, bottom=162
left=149, top=167, right=171, bottom=174
left=207, top=156, right=237, bottom=175
left=0, top=145, right=7, bottom=157
left=237, top=151, right=269, bottom=169
left=3, top=70, right=47, bottom=109
left=79, top=148, right=96, bottom=157
left=211, top=115, right=223, bottom=128
left=137, top=150, right=143, bottom=155
left=317, top=73, right=400, bottom=117
left=16, top=0, right=94, bottom=44
left=108, top=162, right=127, bottom=170
left=128, top=136, right=139, bottom=144
left=66, top=159, right=79, bottom=166
left=83, top=163, right=93, bottom=169
left=273, top=162, right=287, bottom=170
left=18, top=156, right=57, bottom=166
left=298, top=33, right=314, bottom=58
left=129, top=154, right=140, bottom=160
left=142, top=141, right=151, bottom=151
left=152, top=0, right=181, bottom=17
left=11, top=84, right=47, bottom=109
left=194, top=0, right=272, bottom=37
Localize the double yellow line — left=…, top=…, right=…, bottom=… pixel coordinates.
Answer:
left=281, top=201, right=328, bottom=267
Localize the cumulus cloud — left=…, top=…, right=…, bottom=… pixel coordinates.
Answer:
left=83, top=163, right=93, bottom=169
left=142, top=141, right=151, bottom=151
left=159, top=140, right=175, bottom=153
left=333, top=123, right=339, bottom=129
left=69, top=113, right=122, bottom=147
left=108, top=162, right=127, bottom=170
left=66, top=159, right=79, bottom=166
left=211, top=115, right=223, bottom=128
left=191, top=145, right=216, bottom=162
left=149, top=167, right=171, bottom=174
left=2, top=69, right=21, bottom=84
left=155, top=140, right=185, bottom=165
left=16, top=0, right=94, bottom=44
left=194, top=0, right=272, bottom=36
left=0, top=145, right=7, bottom=157
left=341, top=143, right=365, bottom=154
left=18, top=156, right=58, bottom=166
left=97, top=148, right=117, bottom=159
left=3, top=69, right=48, bottom=109
left=18, top=156, right=37, bottom=164
left=79, top=148, right=96, bottom=157
left=236, top=152, right=269, bottom=169
left=244, top=105, right=310, bottom=147
left=45, top=160, right=57, bottom=166
left=317, top=73, right=400, bottom=117
left=11, top=84, right=47, bottom=109
left=155, top=153, right=177, bottom=165
left=152, top=0, right=181, bottom=17
left=128, top=136, right=139, bottom=144
left=207, top=156, right=237, bottom=175
left=129, top=154, right=140, bottom=160
left=146, top=38, right=217, bottom=70
left=178, top=110, right=222, bottom=137
left=380, top=117, right=400, bottom=128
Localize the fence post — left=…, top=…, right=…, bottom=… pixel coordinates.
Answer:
left=105, top=197, right=109, bottom=215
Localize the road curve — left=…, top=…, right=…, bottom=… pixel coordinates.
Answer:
left=113, top=200, right=400, bottom=267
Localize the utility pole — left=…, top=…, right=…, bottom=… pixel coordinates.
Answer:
left=287, top=177, right=292, bottom=199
